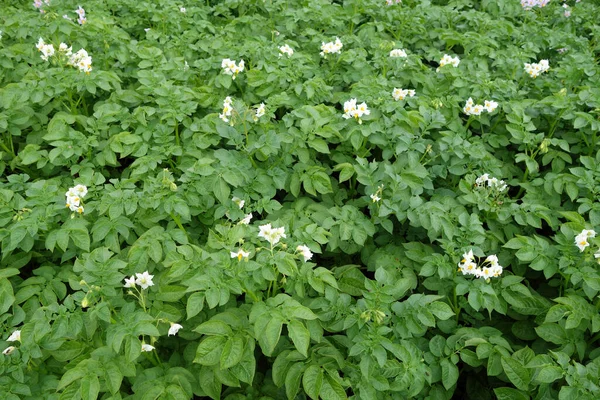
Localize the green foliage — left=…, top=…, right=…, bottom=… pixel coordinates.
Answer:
left=1, top=0, right=600, bottom=399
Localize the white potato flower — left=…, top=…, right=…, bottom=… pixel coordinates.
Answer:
left=389, top=49, right=407, bottom=58
left=168, top=323, right=183, bottom=336
left=279, top=44, right=294, bottom=57
left=7, top=330, right=21, bottom=342
left=230, top=248, right=251, bottom=261
left=297, top=245, right=313, bottom=262
left=258, top=223, right=286, bottom=245
left=135, top=271, right=154, bottom=289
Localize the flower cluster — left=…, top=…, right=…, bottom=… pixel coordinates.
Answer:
left=575, top=229, right=596, bottom=252
left=320, top=37, right=343, bottom=57
left=219, top=96, right=233, bottom=123
left=221, top=58, right=244, bottom=79
left=258, top=224, right=286, bottom=246
left=475, top=174, right=508, bottom=192
left=463, top=98, right=498, bottom=116
left=67, top=48, right=93, bottom=73
left=458, top=250, right=503, bottom=280
left=524, top=59, right=549, bottom=78
left=520, top=0, right=550, bottom=10
left=65, top=184, right=88, bottom=215
left=437, top=54, right=460, bottom=71
left=389, top=49, right=407, bottom=58
left=37, top=39, right=92, bottom=73
left=392, top=88, right=416, bottom=101
left=562, top=3, right=571, bottom=17
left=36, top=38, right=55, bottom=61
left=124, top=271, right=154, bottom=289
left=254, top=103, right=266, bottom=121
left=297, top=245, right=313, bottom=262
left=342, top=98, right=370, bottom=124
left=75, top=6, right=86, bottom=25
left=279, top=44, right=294, bottom=57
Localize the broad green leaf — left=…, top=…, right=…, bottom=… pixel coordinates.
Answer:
left=194, top=320, right=233, bottom=336
left=198, top=366, right=221, bottom=400
left=288, top=320, right=310, bottom=357
left=0, top=278, right=15, bottom=315
left=493, top=387, right=530, bottom=400
left=194, top=336, right=226, bottom=366
left=501, top=356, right=530, bottom=391
left=220, top=335, right=245, bottom=369
left=440, top=358, right=459, bottom=390
left=285, top=363, right=304, bottom=400
left=260, top=317, right=283, bottom=356
left=302, top=365, right=323, bottom=400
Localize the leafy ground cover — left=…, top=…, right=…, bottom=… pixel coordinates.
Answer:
left=1, top=0, right=600, bottom=398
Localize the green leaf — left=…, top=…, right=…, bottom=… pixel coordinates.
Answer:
left=194, top=320, right=233, bottom=336
left=493, top=387, right=530, bottom=400
left=260, top=317, right=283, bottom=356
left=441, top=358, right=459, bottom=390
left=302, top=365, right=323, bottom=400
left=429, top=301, right=455, bottom=320
left=288, top=320, right=310, bottom=357
left=285, top=363, right=304, bottom=400
left=103, top=363, right=123, bottom=394
left=186, top=292, right=205, bottom=320
left=0, top=278, right=15, bottom=315
left=535, top=323, right=567, bottom=345
left=80, top=374, right=100, bottom=400
left=501, top=356, right=530, bottom=391
left=320, top=374, right=347, bottom=400
left=70, top=228, right=90, bottom=251
left=194, top=336, right=227, bottom=366
left=57, top=366, right=86, bottom=391
left=213, top=177, right=230, bottom=204
left=535, top=366, right=563, bottom=384
left=198, top=366, right=221, bottom=400
left=311, top=171, right=332, bottom=194
left=220, top=335, right=245, bottom=369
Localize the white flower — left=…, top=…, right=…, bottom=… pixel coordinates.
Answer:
left=472, top=104, right=484, bottom=116
left=232, top=197, right=245, bottom=209
left=2, top=346, right=16, bottom=355
left=279, top=44, right=294, bottom=57
left=239, top=213, right=253, bottom=225
left=254, top=103, right=266, bottom=121
left=59, top=43, right=73, bottom=56
left=141, top=343, right=155, bottom=352
left=219, top=96, right=233, bottom=123
left=575, top=229, right=596, bottom=252
left=390, top=49, right=407, bottom=58
left=437, top=54, right=460, bottom=71
left=221, top=58, right=244, bottom=79
left=370, top=194, right=381, bottom=202
left=297, top=245, right=313, bottom=262
left=342, top=99, right=369, bottom=124
left=524, top=60, right=549, bottom=78
left=75, top=6, right=85, bottom=17
left=67, top=48, right=93, bottom=73
left=168, top=323, right=183, bottom=336
left=7, top=330, right=21, bottom=342
left=63, top=14, right=71, bottom=20
left=144, top=28, right=151, bottom=32
left=124, top=275, right=136, bottom=288
left=180, top=7, right=186, bottom=13
left=135, top=271, right=154, bottom=289
left=484, top=100, right=499, bottom=113
left=320, top=37, right=343, bottom=57
left=258, top=223, right=286, bottom=246
left=392, top=88, right=416, bottom=101
left=230, top=248, right=251, bottom=261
